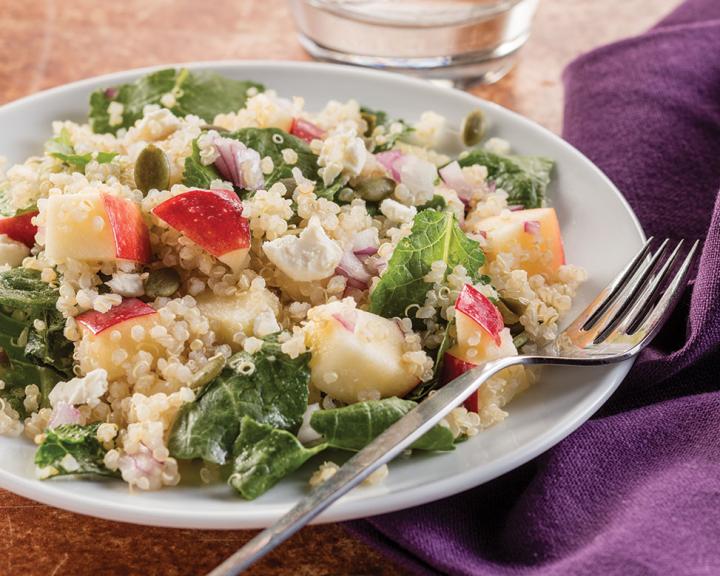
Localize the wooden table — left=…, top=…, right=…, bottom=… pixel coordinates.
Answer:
left=0, top=1, right=679, bottom=574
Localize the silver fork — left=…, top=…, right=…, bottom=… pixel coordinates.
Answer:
left=209, top=238, right=698, bottom=575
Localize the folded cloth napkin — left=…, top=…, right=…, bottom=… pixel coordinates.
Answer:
left=346, top=1, right=720, bottom=574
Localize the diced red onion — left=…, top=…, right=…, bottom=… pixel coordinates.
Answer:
left=439, top=161, right=473, bottom=204
left=332, top=311, right=357, bottom=333
left=48, top=401, right=82, bottom=428
left=351, top=228, right=379, bottom=256
left=290, top=118, right=326, bottom=143
left=524, top=220, right=541, bottom=235
left=213, top=137, right=264, bottom=191
left=509, top=204, right=525, bottom=212
left=104, top=87, right=118, bottom=99
left=336, top=250, right=372, bottom=287
left=345, top=277, right=369, bottom=290
left=477, top=230, right=487, bottom=239
left=232, top=141, right=264, bottom=191
left=121, top=444, right=162, bottom=476
left=375, top=150, right=405, bottom=182
left=215, top=138, right=241, bottom=187
left=354, top=246, right=378, bottom=257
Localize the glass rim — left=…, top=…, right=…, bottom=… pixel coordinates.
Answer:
left=292, top=0, right=529, bottom=28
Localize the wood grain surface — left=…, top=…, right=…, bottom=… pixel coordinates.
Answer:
left=0, top=1, right=678, bottom=575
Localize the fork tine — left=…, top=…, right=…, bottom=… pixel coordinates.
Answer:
left=580, top=236, right=655, bottom=330
left=625, top=239, right=699, bottom=338
left=593, top=239, right=679, bottom=343
left=564, top=237, right=659, bottom=347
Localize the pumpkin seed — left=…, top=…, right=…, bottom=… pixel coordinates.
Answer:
left=145, top=268, right=180, bottom=299
left=356, top=177, right=396, bottom=202
left=500, top=296, right=528, bottom=316
left=496, top=299, right=520, bottom=326
left=134, top=144, right=170, bottom=194
left=190, top=354, right=226, bottom=393
left=361, top=111, right=377, bottom=137
left=512, top=331, right=529, bottom=350
left=461, top=109, right=485, bottom=147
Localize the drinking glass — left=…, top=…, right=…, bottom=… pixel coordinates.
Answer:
left=288, top=0, right=540, bottom=85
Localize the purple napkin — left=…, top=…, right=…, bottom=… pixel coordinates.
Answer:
left=347, top=1, right=720, bottom=574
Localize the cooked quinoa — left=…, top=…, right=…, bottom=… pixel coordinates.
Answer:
left=0, top=68, right=585, bottom=498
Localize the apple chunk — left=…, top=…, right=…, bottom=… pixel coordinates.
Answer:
left=44, top=194, right=150, bottom=263
left=305, top=301, right=419, bottom=403
left=153, top=189, right=250, bottom=273
left=75, top=298, right=159, bottom=380
left=473, top=207, right=565, bottom=278
left=455, top=283, right=504, bottom=347
left=0, top=210, right=38, bottom=248
left=442, top=350, right=529, bottom=415
left=196, top=288, right=280, bottom=350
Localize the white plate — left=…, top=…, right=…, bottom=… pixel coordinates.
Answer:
left=0, top=61, right=644, bottom=529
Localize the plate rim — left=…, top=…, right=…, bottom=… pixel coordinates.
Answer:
left=0, top=60, right=645, bottom=529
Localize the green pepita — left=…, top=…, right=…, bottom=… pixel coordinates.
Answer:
left=134, top=144, right=170, bottom=194
left=356, top=177, right=396, bottom=202
left=145, top=268, right=181, bottom=299
left=190, top=354, right=226, bottom=393
left=461, top=109, right=486, bottom=147
left=496, top=299, right=520, bottom=326
left=512, top=331, right=529, bottom=350
left=361, top=111, right=378, bottom=137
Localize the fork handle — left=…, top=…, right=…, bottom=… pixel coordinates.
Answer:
left=208, top=355, right=520, bottom=576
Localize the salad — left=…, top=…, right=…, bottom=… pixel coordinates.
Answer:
left=0, top=68, right=585, bottom=499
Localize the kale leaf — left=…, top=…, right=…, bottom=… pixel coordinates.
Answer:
left=457, top=149, right=553, bottom=209
left=169, top=339, right=311, bottom=465
left=310, top=397, right=456, bottom=452
left=0, top=269, right=72, bottom=415
left=34, top=423, right=117, bottom=478
left=89, top=68, right=263, bottom=134
left=183, top=127, right=342, bottom=200
left=228, top=417, right=327, bottom=500
left=361, top=106, right=413, bottom=152
left=182, top=139, right=217, bottom=190
left=369, top=210, right=485, bottom=319
left=46, top=128, right=117, bottom=172
left=0, top=268, right=73, bottom=378
left=404, top=319, right=454, bottom=402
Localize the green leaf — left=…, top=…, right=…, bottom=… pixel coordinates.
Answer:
left=310, top=397, right=456, bottom=452
left=0, top=268, right=73, bottom=377
left=171, top=70, right=262, bottom=124
left=361, top=106, right=413, bottom=152
left=89, top=68, right=264, bottom=135
left=96, top=152, right=119, bottom=164
left=50, top=152, right=93, bottom=171
left=183, top=127, right=341, bottom=200
left=47, top=128, right=118, bottom=172
left=457, top=149, right=553, bottom=209
left=228, top=417, right=327, bottom=500
left=182, top=139, right=218, bottom=190
left=418, top=194, right=447, bottom=212
left=169, top=339, right=311, bottom=465
left=34, top=423, right=118, bottom=478
left=404, top=319, right=454, bottom=402
left=369, top=210, right=485, bottom=319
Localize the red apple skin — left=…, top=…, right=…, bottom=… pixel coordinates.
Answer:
left=102, top=195, right=151, bottom=263
left=76, top=298, right=156, bottom=335
left=152, top=189, right=250, bottom=258
left=0, top=210, right=38, bottom=248
left=455, top=284, right=504, bottom=346
left=290, top=118, right=326, bottom=143
left=442, top=352, right=479, bottom=412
